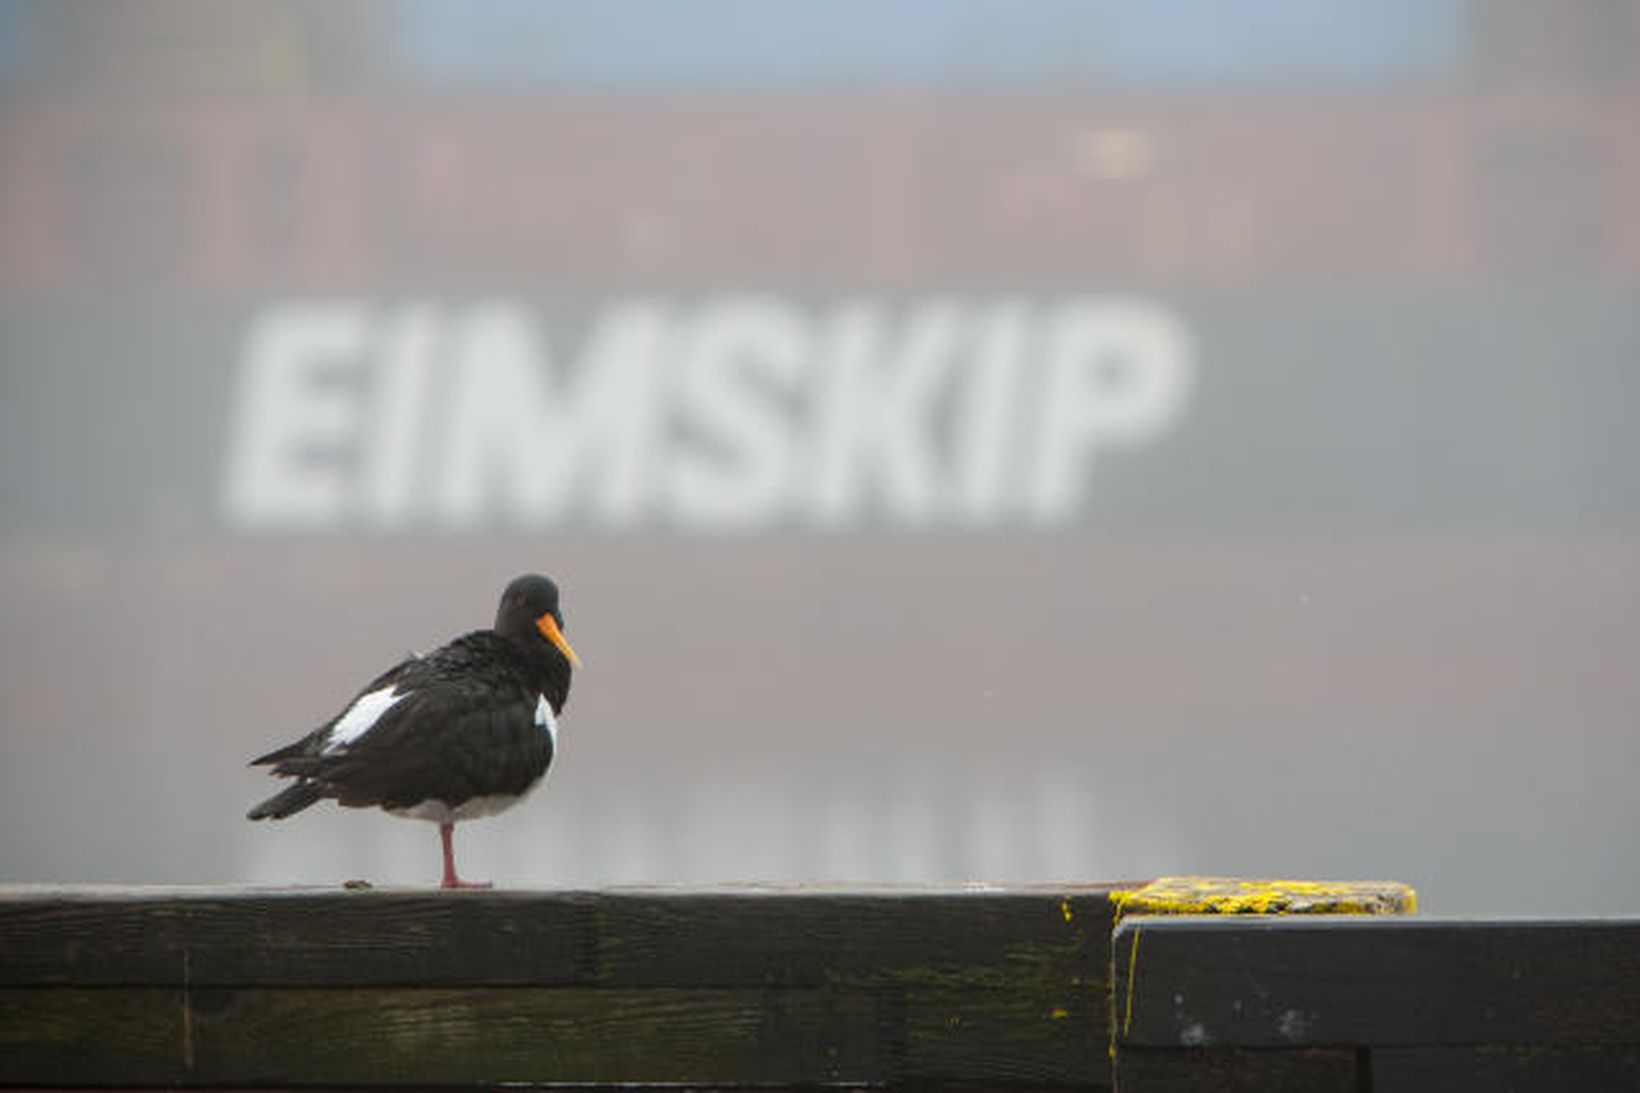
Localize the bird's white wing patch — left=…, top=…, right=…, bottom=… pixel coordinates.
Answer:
left=535, top=693, right=558, bottom=748
left=326, top=685, right=410, bottom=750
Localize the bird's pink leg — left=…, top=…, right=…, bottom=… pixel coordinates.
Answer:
left=439, top=821, right=491, bottom=889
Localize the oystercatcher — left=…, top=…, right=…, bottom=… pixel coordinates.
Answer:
left=247, top=574, right=581, bottom=889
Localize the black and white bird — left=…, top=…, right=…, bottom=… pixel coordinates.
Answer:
left=247, top=574, right=581, bottom=889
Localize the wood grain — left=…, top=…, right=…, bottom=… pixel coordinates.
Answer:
left=0, top=986, right=880, bottom=1085
left=0, top=887, right=1114, bottom=990
left=1113, top=1046, right=1360, bottom=1093
left=1372, top=1044, right=1640, bottom=1092
left=0, top=885, right=1117, bottom=1089
left=1114, top=915, right=1640, bottom=1048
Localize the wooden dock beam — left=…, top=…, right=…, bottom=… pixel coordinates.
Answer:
left=1111, top=914, right=1640, bottom=1092
left=5, top=879, right=1633, bottom=1091
left=0, top=883, right=1122, bottom=1088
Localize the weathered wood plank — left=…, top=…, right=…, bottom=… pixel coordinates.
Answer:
left=903, top=984, right=1109, bottom=1084
left=0, top=886, right=1114, bottom=991
left=1373, top=1044, right=1640, bottom=1092
left=0, top=986, right=884, bottom=1086
left=0, top=983, right=1113, bottom=1087
left=0, top=890, right=597, bottom=987
left=1113, top=1046, right=1360, bottom=1093
left=1114, top=915, right=1640, bottom=1048
left=594, top=888, right=1115, bottom=991
left=0, top=987, right=185, bottom=1086
left=0, top=886, right=1120, bottom=1089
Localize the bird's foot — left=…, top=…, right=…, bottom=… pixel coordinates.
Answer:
left=440, top=876, right=493, bottom=890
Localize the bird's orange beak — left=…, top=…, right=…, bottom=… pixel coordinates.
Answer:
left=535, top=612, right=582, bottom=668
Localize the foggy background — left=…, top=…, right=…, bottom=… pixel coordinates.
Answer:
left=2, top=0, right=1637, bottom=913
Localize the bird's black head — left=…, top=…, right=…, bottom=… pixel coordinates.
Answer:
left=496, top=573, right=581, bottom=669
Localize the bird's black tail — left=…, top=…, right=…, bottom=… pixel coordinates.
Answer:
left=247, top=780, right=324, bottom=820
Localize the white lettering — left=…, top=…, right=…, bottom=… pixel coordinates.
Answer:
left=220, top=305, right=368, bottom=530
left=360, top=306, right=436, bottom=525
left=220, top=297, right=1194, bottom=534
left=949, top=302, right=1029, bottom=523
left=667, top=297, right=805, bottom=529
left=1027, top=301, right=1193, bottom=523
left=434, top=302, right=664, bottom=529
left=810, top=301, right=962, bottom=527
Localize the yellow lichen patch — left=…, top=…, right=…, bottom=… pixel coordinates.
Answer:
left=1110, top=876, right=1416, bottom=919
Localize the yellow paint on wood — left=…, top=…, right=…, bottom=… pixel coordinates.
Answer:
left=1121, top=926, right=1141, bottom=1037
left=1110, top=876, right=1416, bottom=920
left=1108, top=877, right=1414, bottom=1062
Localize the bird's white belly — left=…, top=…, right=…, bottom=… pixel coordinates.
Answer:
left=388, top=791, right=528, bottom=824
